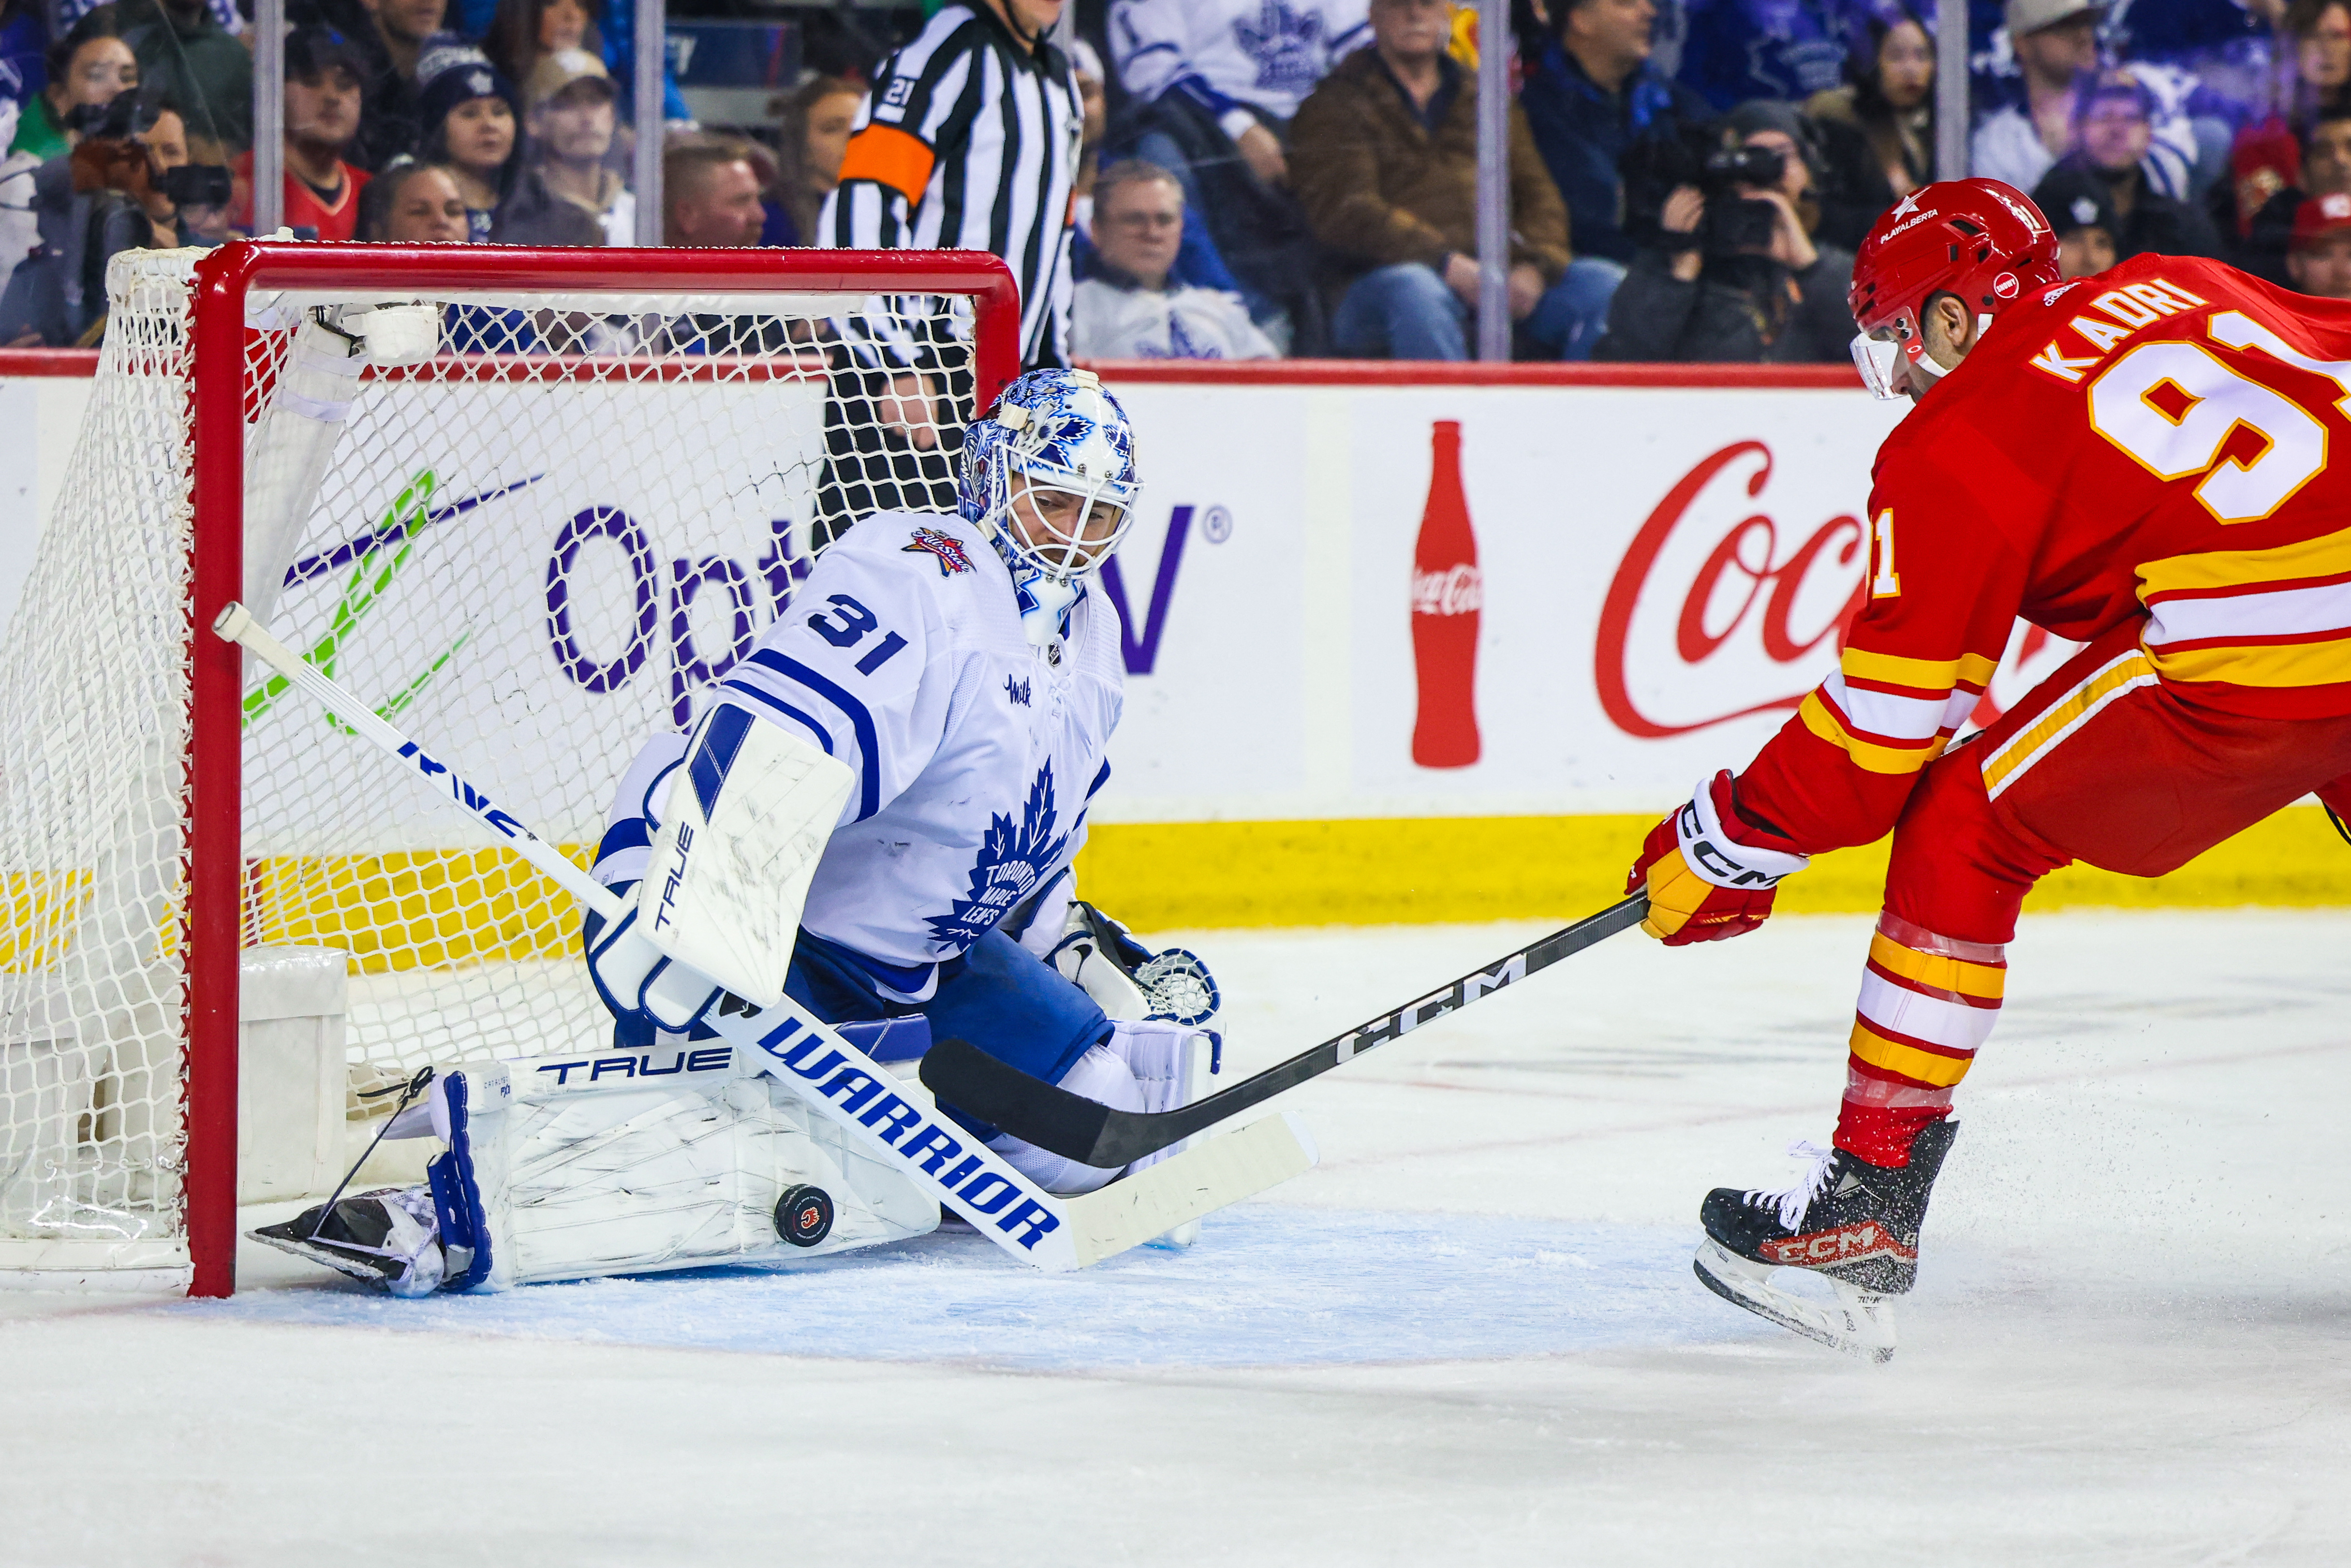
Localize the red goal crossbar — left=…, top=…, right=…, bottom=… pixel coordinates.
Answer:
left=180, top=243, right=1022, bottom=1296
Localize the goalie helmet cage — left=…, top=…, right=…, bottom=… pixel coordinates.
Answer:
left=0, top=242, right=1020, bottom=1298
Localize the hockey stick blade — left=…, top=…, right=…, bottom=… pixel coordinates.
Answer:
left=921, top=893, right=1650, bottom=1167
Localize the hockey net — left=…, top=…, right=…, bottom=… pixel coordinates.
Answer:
left=0, top=243, right=1018, bottom=1294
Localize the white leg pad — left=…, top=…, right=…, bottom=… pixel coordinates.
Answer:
left=429, top=1045, right=940, bottom=1291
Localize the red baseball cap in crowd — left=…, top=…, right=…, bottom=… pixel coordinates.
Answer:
left=2292, top=192, right=2351, bottom=250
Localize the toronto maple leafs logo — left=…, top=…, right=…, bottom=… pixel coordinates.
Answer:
left=1233, top=0, right=1329, bottom=97
left=925, top=765, right=1070, bottom=953
left=1137, top=309, right=1225, bottom=361
left=904, top=525, right=975, bottom=576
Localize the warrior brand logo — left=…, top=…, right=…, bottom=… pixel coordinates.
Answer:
left=752, top=1018, right=1063, bottom=1248
left=652, top=822, right=695, bottom=932
left=1411, top=563, right=1482, bottom=617
left=536, top=1047, right=731, bottom=1085
left=1760, top=1221, right=1914, bottom=1267
left=903, top=526, right=975, bottom=577
left=396, top=741, right=525, bottom=838
left=1334, top=956, right=1527, bottom=1063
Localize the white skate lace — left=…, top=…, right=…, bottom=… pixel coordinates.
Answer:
left=1742, top=1140, right=1840, bottom=1231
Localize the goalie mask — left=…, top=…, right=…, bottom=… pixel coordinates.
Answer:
left=959, top=368, right=1141, bottom=592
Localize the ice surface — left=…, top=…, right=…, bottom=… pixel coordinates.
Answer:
left=0, top=910, right=2346, bottom=1566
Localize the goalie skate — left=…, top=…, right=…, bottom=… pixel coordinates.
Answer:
left=1689, top=1119, right=1958, bottom=1363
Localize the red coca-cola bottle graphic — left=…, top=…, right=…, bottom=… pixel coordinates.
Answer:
left=1410, top=419, right=1482, bottom=768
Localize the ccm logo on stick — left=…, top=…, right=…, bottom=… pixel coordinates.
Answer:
left=1335, top=957, right=1527, bottom=1062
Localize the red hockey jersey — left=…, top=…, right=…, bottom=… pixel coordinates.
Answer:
left=1741, top=253, right=2351, bottom=852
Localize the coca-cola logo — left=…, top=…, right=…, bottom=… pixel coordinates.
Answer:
left=1413, top=563, right=1483, bottom=617
left=1596, top=441, right=1866, bottom=738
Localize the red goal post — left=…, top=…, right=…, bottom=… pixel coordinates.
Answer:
left=22, top=242, right=1020, bottom=1298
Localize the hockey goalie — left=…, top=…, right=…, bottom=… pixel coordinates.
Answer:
left=1627, top=178, right=2351, bottom=1359
left=261, top=366, right=1226, bottom=1295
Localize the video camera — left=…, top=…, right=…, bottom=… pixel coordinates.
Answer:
left=62, top=88, right=233, bottom=210
left=1621, top=125, right=1789, bottom=258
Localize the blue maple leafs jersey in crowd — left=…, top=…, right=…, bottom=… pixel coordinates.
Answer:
left=592, top=509, right=1123, bottom=993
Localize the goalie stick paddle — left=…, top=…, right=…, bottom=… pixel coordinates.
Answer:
left=921, top=893, right=1652, bottom=1167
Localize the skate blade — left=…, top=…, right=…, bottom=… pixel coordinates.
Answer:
left=1693, top=1239, right=1898, bottom=1363
left=248, top=1220, right=401, bottom=1290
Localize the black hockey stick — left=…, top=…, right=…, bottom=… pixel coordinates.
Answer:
left=920, top=893, right=1650, bottom=1167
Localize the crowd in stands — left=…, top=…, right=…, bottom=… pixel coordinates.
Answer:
left=8, top=0, right=2351, bottom=356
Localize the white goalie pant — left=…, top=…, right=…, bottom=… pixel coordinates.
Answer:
left=412, top=1041, right=939, bottom=1291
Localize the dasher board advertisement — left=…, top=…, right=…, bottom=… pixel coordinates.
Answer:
left=1092, top=372, right=2083, bottom=824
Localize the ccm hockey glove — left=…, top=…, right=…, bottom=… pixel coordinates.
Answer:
left=1627, top=771, right=1810, bottom=946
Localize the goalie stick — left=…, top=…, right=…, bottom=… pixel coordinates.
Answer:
left=212, top=601, right=1316, bottom=1272
left=920, top=894, right=1651, bottom=1168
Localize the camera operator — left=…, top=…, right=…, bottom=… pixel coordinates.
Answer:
left=0, top=88, right=229, bottom=345
left=1595, top=100, right=1856, bottom=363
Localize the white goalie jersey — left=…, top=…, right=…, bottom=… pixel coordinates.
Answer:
left=593, top=509, right=1124, bottom=985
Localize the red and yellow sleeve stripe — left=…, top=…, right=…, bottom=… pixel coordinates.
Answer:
left=1796, top=648, right=1998, bottom=777
left=2137, top=523, right=2351, bottom=710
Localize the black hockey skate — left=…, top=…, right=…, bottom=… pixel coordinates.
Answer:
left=1691, top=1119, right=1957, bottom=1363
left=251, top=1188, right=444, bottom=1297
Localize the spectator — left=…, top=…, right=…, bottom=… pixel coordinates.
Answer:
left=2287, top=188, right=2351, bottom=296
left=84, top=0, right=251, bottom=152
left=2030, top=73, right=2221, bottom=263
left=11, top=16, right=139, bottom=162
left=1109, top=0, right=1369, bottom=350
left=1072, top=160, right=1276, bottom=359
left=1521, top=0, right=1713, bottom=269
left=0, top=89, right=194, bottom=345
left=2235, top=108, right=2351, bottom=282
left=1972, top=0, right=2207, bottom=202
left=2039, top=163, right=2121, bottom=277
left=665, top=137, right=763, bottom=246
left=1291, top=0, right=1612, bottom=359
left=1676, top=0, right=1859, bottom=111
left=2282, top=0, right=2351, bottom=128
left=0, top=0, right=45, bottom=131
left=2109, top=0, right=2280, bottom=110
left=230, top=26, right=371, bottom=238
left=484, top=0, right=597, bottom=97
left=1805, top=7, right=1934, bottom=251
left=346, top=0, right=445, bottom=170
left=763, top=74, right=862, bottom=246
left=1595, top=99, right=1855, bottom=362
left=507, top=46, right=628, bottom=243
left=359, top=154, right=469, bottom=240
left=415, top=40, right=520, bottom=241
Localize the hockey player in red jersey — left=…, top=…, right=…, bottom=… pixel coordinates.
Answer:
left=1626, top=178, right=2351, bottom=1359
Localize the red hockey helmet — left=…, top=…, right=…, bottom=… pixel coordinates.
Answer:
left=1848, top=178, right=2060, bottom=398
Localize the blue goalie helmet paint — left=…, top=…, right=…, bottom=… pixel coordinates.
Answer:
left=958, top=368, right=1142, bottom=584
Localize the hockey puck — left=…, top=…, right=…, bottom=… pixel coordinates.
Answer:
left=774, top=1185, right=835, bottom=1247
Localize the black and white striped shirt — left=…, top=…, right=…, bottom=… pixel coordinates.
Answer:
left=821, top=2, right=1083, bottom=370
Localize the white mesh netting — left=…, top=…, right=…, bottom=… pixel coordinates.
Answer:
left=0, top=248, right=979, bottom=1276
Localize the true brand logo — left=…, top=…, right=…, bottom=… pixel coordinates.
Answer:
left=396, top=740, right=524, bottom=838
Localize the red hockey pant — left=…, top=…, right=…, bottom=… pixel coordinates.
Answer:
left=1834, top=618, right=2351, bottom=1165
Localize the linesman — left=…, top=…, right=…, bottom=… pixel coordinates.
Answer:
left=821, top=0, right=1085, bottom=371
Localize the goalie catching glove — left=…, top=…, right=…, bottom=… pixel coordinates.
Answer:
left=1628, top=770, right=1809, bottom=946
